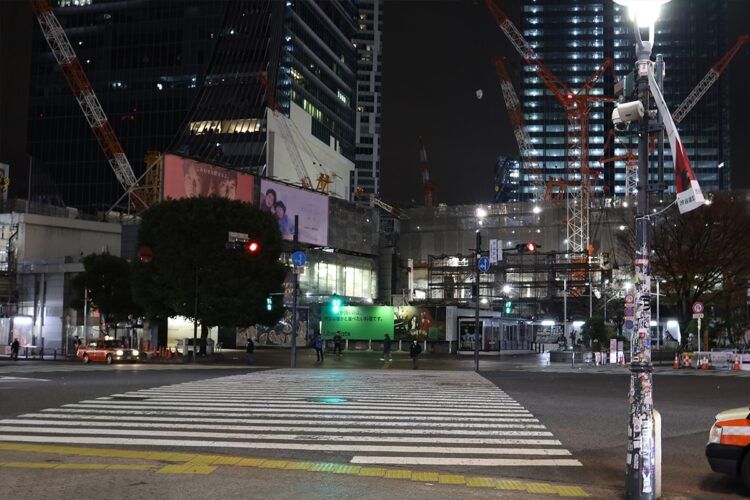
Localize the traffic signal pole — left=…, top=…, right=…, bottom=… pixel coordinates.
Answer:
left=291, top=215, right=299, bottom=368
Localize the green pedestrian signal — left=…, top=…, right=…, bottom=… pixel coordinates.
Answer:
left=266, top=297, right=273, bottom=311
left=331, top=294, right=342, bottom=314
left=504, top=300, right=512, bottom=315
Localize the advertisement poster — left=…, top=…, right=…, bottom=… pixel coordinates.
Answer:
left=163, top=154, right=254, bottom=203
left=259, top=179, right=329, bottom=246
left=394, top=306, right=446, bottom=341
left=11, top=316, right=34, bottom=347
left=237, top=309, right=309, bottom=347
left=321, top=306, right=394, bottom=341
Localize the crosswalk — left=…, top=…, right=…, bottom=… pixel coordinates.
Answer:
left=0, top=369, right=581, bottom=469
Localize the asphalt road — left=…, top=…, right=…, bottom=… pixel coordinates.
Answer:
left=0, top=358, right=748, bottom=499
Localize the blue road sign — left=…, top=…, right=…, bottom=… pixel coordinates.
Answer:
left=478, top=256, right=490, bottom=273
left=291, top=251, right=307, bottom=267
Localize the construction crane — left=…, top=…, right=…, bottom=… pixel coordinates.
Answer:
left=672, top=35, right=748, bottom=124
left=417, top=137, right=437, bottom=208
left=258, top=73, right=316, bottom=190
left=32, top=0, right=146, bottom=210
left=355, top=186, right=408, bottom=220
left=483, top=0, right=617, bottom=255
left=600, top=35, right=747, bottom=193
left=493, top=57, right=546, bottom=201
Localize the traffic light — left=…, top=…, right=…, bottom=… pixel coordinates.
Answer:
left=516, top=242, right=540, bottom=253
left=504, top=300, right=512, bottom=315
left=244, top=240, right=260, bottom=254
left=266, top=296, right=273, bottom=311
left=330, top=294, right=342, bottom=314
left=225, top=239, right=261, bottom=255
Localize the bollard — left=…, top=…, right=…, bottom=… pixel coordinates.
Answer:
left=345, top=339, right=349, bottom=351
left=368, top=339, right=372, bottom=351
left=398, top=340, right=402, bottom=352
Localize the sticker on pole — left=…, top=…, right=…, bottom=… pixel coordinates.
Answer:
left=692, top=302, right=704, bottom=314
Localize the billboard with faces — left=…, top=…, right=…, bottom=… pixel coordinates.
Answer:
left=162, top=154, right=254, bottom=203
left=259, top=179, right=328, bottom=246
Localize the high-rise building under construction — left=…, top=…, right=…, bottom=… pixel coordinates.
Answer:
left=519, top=0, right=731, bottom=198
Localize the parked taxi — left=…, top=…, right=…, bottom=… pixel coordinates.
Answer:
left=706, top=406, right=750, bottom=490
left=76, top=339, right=139, bottom=365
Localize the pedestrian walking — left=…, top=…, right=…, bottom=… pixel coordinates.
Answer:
left=245, top=338, right=255, bottom=365
left=333, top=332, right=343, bottom=357
left=314, top=333, right=324, bottom=362
left=409, top=340, right=422, bottom=369
left=10, top=338, right=20, bottom=361
left=382, top=334, right=392, bottom=362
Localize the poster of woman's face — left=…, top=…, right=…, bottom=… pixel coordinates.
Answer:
left=163, top=154, right=253, bottom=203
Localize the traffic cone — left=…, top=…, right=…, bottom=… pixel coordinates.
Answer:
left=673, top=354, right=679, bottom=369
left=733, top=355, right=741, bottom=371
left=701, top=356, right=708, bottom=370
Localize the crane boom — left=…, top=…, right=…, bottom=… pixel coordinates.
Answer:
left=355, top=186, right=407, bottom=219
left=417, top=137, right=437, bottom=208
left=672, top=34, right=748, bottom=124
left=32, top=0, right=142, bottom=207
left=494, top=58, right=545, bottom=199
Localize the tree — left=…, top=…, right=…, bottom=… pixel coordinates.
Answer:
left=131, top=197, right=287, bottom=345
left=71, top=253, right=142, bottom=335
left=619, top=194, right=750, bottom=340
left=580, top=315, right=608, bottom=347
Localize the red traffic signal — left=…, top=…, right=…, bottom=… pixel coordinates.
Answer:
left=244, top=241, right=260, bottom=254
left=516, top=242, right=540, bottom=253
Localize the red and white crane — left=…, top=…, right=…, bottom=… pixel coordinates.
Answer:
left=417, top=137, right=437, bottom=208
left=32, top=0, right=145, bottom=209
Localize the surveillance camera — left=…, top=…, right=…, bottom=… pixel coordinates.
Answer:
left=612, top=101, right=645, bottom=128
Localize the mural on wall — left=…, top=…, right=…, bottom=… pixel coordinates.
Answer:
left=394, top=306, right=445, bottom=341
left=237, top=309, right=309, bottom=347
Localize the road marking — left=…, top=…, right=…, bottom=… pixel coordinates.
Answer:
left=351, top=456, right=583, bottom=466
left=6, top=369, right=579, bottom=472
left=0, top=376, right=51, bottom=382
left=0, top=442, right=589, bottom=497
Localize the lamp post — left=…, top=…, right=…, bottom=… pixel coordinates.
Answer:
left=613, top=1, right=671, bottom=498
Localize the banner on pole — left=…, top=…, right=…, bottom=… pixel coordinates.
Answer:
left=648, top=64, right=705, bottom=214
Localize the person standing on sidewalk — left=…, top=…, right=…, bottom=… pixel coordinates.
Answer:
left=382, top=334, right=392, bottom=362
left=245, top=337, right=255, bottom=365
left=10, top=338, right=20, bottom=361
left=314, top=333, right=324, bottom=362
left=409, top=340, right=422, bottom=369
left=333, top=332, right=343, bottom=357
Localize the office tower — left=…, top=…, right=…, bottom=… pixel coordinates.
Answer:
left=520, top=0, right=730, bottom=197
left=352, top=0, right=382, bottom=199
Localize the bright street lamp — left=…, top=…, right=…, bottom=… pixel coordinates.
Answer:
left=613, top=0, right=671, bottom=29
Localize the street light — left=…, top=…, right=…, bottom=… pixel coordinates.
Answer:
left=613, top=1, right=672, bottom=497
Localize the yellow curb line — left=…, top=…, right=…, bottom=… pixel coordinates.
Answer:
left=0, top=442, right=588, bottom=497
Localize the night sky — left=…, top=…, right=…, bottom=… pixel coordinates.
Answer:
left=381, top=0, right=750, bottom=207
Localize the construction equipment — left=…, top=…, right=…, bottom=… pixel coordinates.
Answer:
left=493, top=57, right=545, bottom=200
left=32, top=0, right=146, bottom=210
left=483, top=0, right=617, bottom=255
left=258, top=73, right=318, bottom=191
left=417, top=137, right=437, bottom=208
left=672, top=34, right=748, bottom=124
left=355, top=186, right=408, bottom=219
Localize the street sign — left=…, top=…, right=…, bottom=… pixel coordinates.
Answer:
left=692, top=302, right=704, bottom=314
left=624, top=293, right=635, bottom=304
left=692, top=313, right=704, bottom=319
left=478, top=256, right=490, bottom=273
left=228, top=231, right=249, bottom=242
left=293, top=266, right=305, bottom=274
left=291, top=251, right=307, bottom=267
left=489, top=239, right=498, bottom=264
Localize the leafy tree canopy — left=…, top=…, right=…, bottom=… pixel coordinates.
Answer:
left=131, top=197, right=287, bottom=328
left=71, top=253, right=142, bottom=328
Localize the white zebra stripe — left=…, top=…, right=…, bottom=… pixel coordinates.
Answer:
left=0, top=426, right=558, bottom=445
left=350, top=456, right=583, bottom=467
left=0, top=434, right=570, bottom=455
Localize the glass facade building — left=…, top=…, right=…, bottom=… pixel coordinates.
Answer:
left=352, top=0, right=382, bottom=198
left=519, top=0, right=730, bottom=197
left=27, top=0, right=357, bottom=212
